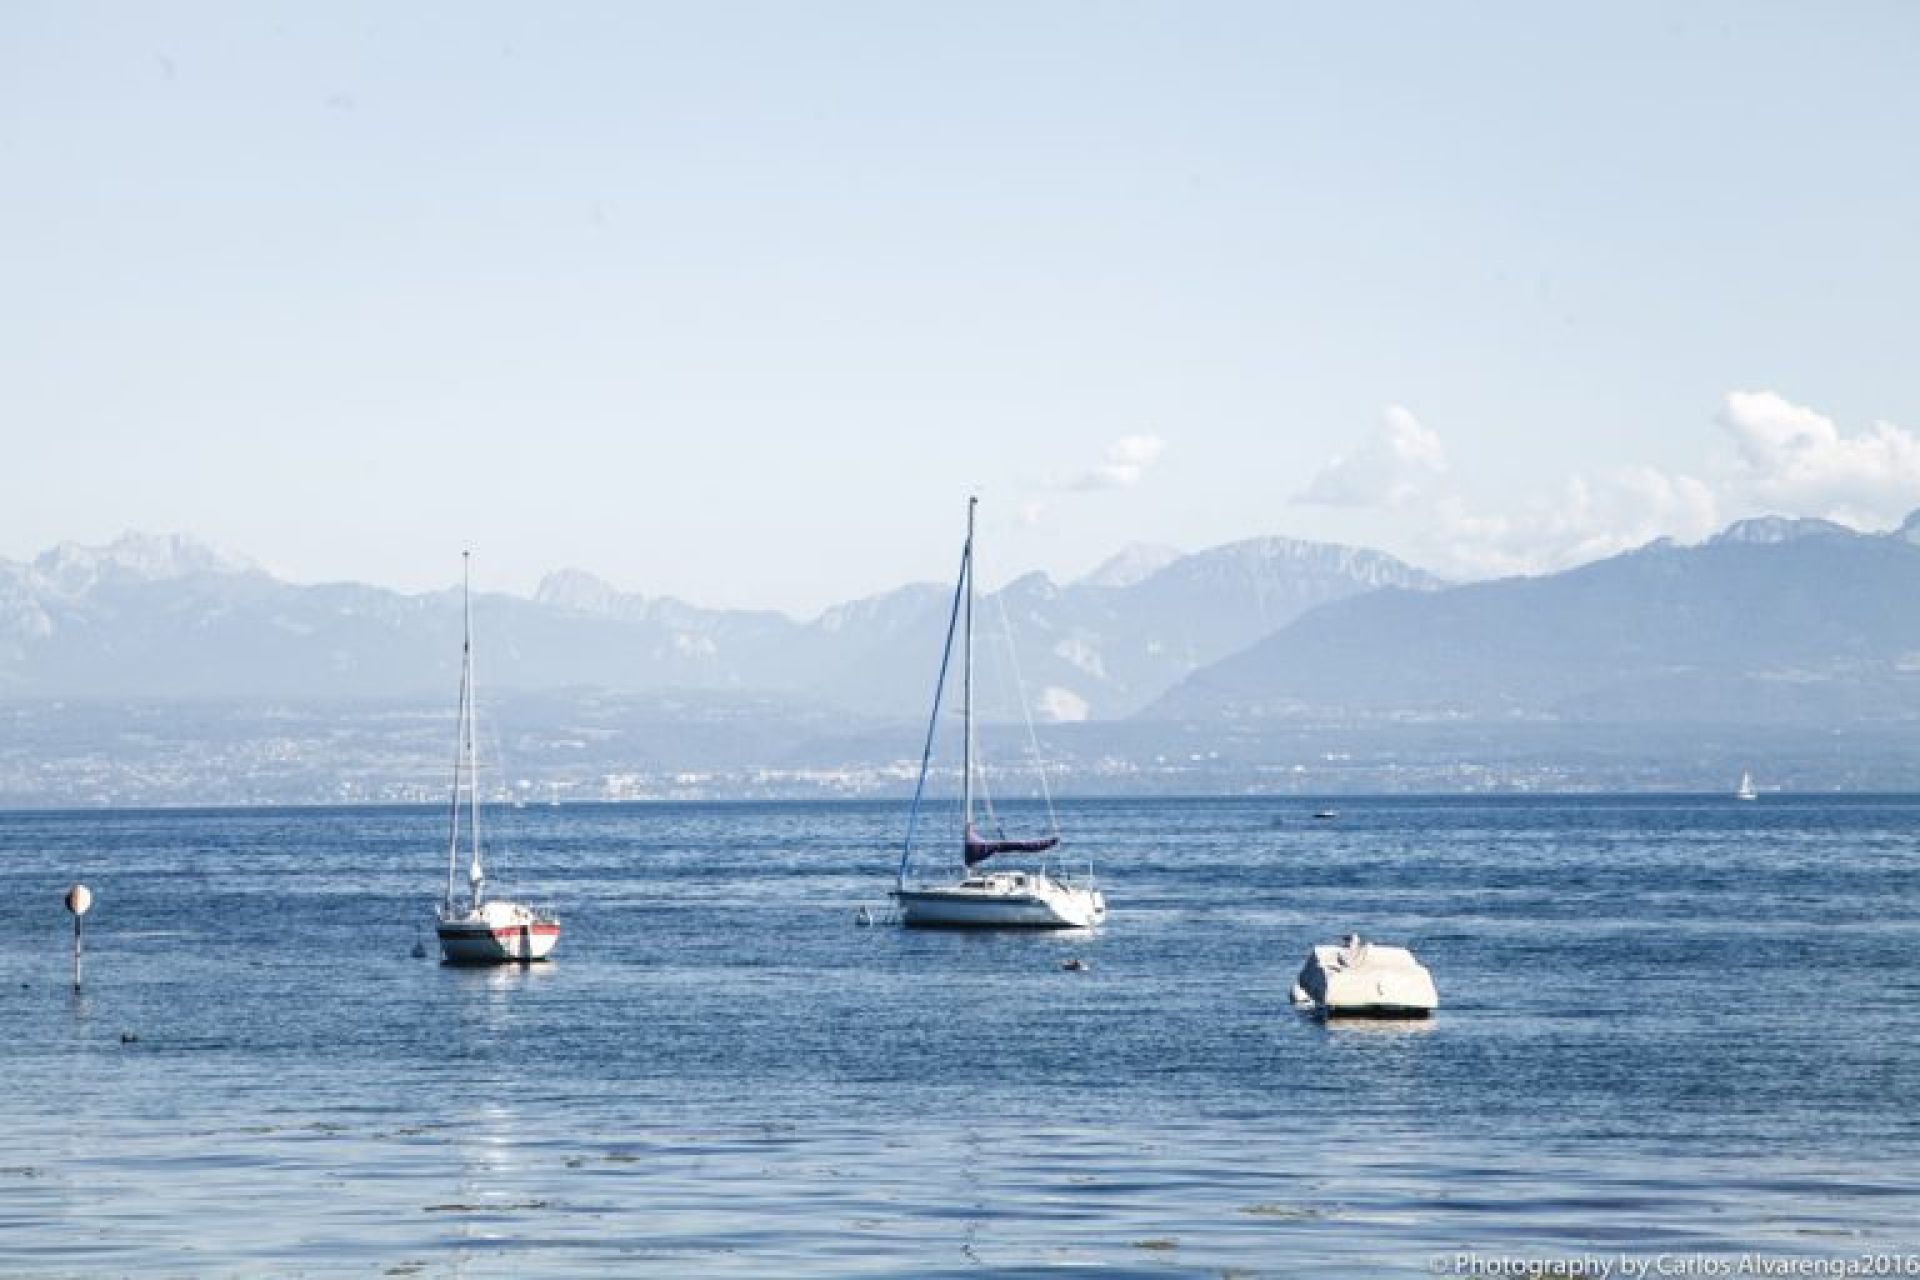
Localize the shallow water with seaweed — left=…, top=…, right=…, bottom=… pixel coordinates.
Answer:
left=4, top=796, right=1919, bottom=1275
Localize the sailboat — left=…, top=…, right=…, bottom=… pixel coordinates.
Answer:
left=891, top=497, right=1107, bottom=929
left=434, top=553, right=561, bottom=965
left=1735, top=770, right=1758, bottom=801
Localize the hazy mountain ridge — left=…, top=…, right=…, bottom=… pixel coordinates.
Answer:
left=1148, top=510, right=1920, bottom=726
left=11, top=519, right=1920, bottom=806
left=28, top=532, right=261, bottom=595
left=0, top=530, right=1434, bottom=717
left=1077, top=543, right=1184, bottom=589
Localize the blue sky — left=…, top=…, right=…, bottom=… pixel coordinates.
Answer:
left=4, top=3, right=1917, bottom=614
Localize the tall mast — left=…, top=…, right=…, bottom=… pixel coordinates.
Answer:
left=464, top=551, right=485, bottom=907
left=896, top=507, right=971, bottom=889
left=961, top=496, right=976, bottom=840
left=443, top=556, right=469, bottom=911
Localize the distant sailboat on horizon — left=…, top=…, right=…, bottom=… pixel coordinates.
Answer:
left=1735, top=769, right=1759, bottom=801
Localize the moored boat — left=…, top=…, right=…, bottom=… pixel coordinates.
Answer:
left=433, top=552, right=561, bottom=965
left=894, top=868, right=1105, bottom=929
left=436, top=899, right=560, bottom=964
left=891, top=497, right=1105, bottom=930
left=1290, top=933, right=1437, bottom=1018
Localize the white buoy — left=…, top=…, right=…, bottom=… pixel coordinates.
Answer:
left=64, top=884, right=93, bottom=991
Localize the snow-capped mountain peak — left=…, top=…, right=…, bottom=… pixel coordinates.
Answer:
left=29, top=532, right=255, bottom=596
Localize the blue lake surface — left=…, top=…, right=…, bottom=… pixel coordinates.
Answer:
left=3, top=796, right=1919, bottom=1276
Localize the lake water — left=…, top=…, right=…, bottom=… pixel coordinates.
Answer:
left=3, top=796, right=1918, bottom=1276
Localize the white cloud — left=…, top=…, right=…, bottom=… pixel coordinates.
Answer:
left=1716, top=390, right=1920, bottom=527
left=1034, top=686, right=1090, bottom=723
left=1296, top=403, right=1725, bottom=580
left=1297, top=404, right=1448, bottom=508
left=1416, top=468, right=1722, bottom=580
left=1298, top=392, right=1920, bottom=582
left=1060, top=433, right=1166, bottom=491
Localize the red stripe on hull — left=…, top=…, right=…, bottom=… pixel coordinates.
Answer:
left=436, top=923, right=560, bottom=939
left=436, top=920, right=561, bottom=964
left=487, top=925, right=560, bottom=941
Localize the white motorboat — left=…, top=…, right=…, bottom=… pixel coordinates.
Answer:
left=892, top=497, right=1106, bottom=930
left=434, top=553, right=561, bottom=965
left=1290, top=933, right=1436, bottom=1018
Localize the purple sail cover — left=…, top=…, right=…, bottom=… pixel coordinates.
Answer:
left=963, top=826, right=1060, bottom=867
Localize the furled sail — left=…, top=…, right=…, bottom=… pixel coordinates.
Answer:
left=964, top=826, right=1060, bottom=867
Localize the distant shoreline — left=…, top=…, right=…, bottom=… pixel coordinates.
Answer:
left=3, top=788, right=1915, bottom=818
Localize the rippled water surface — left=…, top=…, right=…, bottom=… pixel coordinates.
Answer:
left=4, top=796, right=1919, bottom=1275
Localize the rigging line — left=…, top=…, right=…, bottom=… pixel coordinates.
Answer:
left=932, top=787, right=965, bottom=877
left=991, top=586, right=1060, bottom=839
left=961, top=498, right=976, bottom=838
left=467, top=724, right=535, bottom=889
left=898, top=535, right=971, bottom=888
left=975, top=718, right=999, bottom=833
left=445, top=556, right=477, bottom=911
left=464, top=554, right=485, bottom=903
left=479, top=705, right=517, bottom=876
left=444, top=650, right=469, bottom=911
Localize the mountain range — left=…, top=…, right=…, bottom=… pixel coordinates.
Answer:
left=9, top=516, right=1920, bottom=804
left=8, top=512, right=1920, bottom=740
left=0, top=530, right=1438, bottom=720
left=1150, top=513, right=1920, bottom=726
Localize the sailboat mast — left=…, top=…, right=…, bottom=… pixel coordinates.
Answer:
left=443, top=670, right=463, bottom=911
left=897, top=510, right=971, bottom=890
left=961, top=496, right=976, bottom=841
left=464, top=552, right=485, bottom=908
left=443, top=556, right=470, bottom=912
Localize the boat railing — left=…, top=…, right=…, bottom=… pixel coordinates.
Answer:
left=436, top=899, right=560, bottom=924
left=1046, top=859, right=1098, bottom=890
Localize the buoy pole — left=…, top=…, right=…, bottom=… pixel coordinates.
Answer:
left=64, top=884, right=92, bottom=992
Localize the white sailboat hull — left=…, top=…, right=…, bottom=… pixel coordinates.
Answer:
left=436, top=900, right=560, bottom=965
left=894, top=873, right=1106, bottom=929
